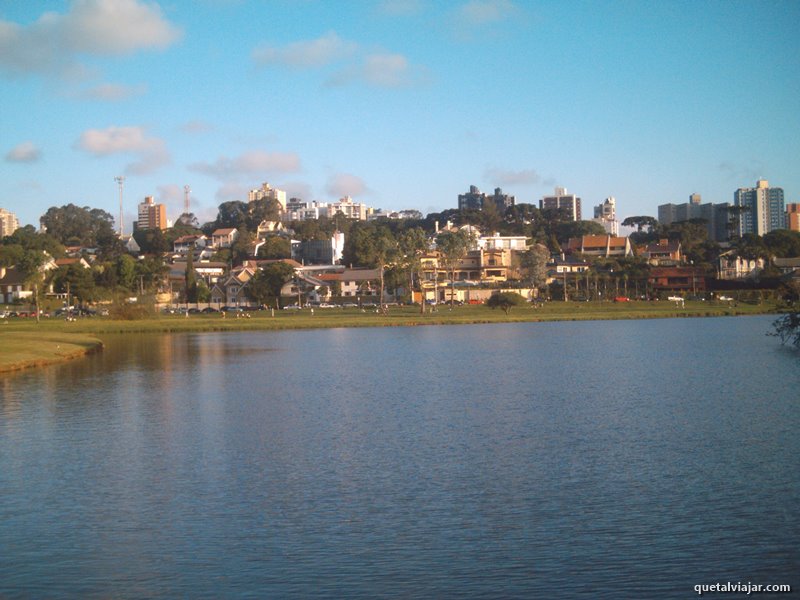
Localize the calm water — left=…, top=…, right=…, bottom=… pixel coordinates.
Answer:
left=1, top=316, right=798, bottom=598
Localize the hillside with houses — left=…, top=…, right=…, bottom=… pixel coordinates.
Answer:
left=2, top=182, right=800, bottom=315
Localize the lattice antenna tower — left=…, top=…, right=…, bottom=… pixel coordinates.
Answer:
left=114, top=175, right=126, bottom=236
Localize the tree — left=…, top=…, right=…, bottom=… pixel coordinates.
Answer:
left=724, top=205, right=749, bottom=239
left=248, top=262, right=295, bottom=306
left=51, top=263, right=96, bottom=305
left=398, top=227, right=429, bottom=312
left=556, top=220, right=607, bottom=244
left=245, top=198, right=282, bottom=231
left=257, top=236, right=291, bottom=259
left=133, top=227, right=169, bottom=255
left=214, top=201, right=248, bottom=230
left=40, top=204, right=117, bottom=249
left=436, top=229, right=473, bottom=306
left=622, top=216, right=658, bottom=233
left=2, top=225, right=65, bottom=258
left=115, top=254, right=138, bottom=291
left=764, top=230, right=800, bottom=259
left=230, top=227, right=255, bottom=265
left=185, top=251, right=198, bottom=303
left=771, top=280, right=800, bottom=348
left=17, top=249, right=47, bottom=323
left=735, top=233, right=769, bottom=262
left=487, top=291, right=526, bottom=315
left=175, top=212, right=200, bottom=229
left=520, top=243, right=550, bottom=291
left=135, top=257, right=169, bottom=294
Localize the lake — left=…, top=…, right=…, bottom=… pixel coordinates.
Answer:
left=1, top=315, right=798, bottom=598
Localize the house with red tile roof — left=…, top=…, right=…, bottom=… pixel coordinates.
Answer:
left=642, top=239, right=682, bottom=265
left=565, top=235, right=632, bottom=257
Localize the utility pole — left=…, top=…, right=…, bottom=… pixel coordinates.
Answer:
left=114, top=176, right=126, bottom=236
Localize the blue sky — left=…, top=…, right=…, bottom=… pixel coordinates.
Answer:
left=2, top=0, right=798, bottom=229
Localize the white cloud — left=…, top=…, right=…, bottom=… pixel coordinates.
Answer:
left=327, top=52, right=427, bottom=88
left=457, top=0, right=518, bottom=26
left=75, top=125, right=170, bottom=174
left=189, top=150, right=302, bottom=180
left=5, top=141, right=42, bottom=163
left=77, top=82, right=148, bottom=101
left=179, top=120, right=215, bottom=134
left=326, top=173, right=368, bottom=198
left=484, top=167, right=542, bottom=186
left=252, top=31, right=356, bottom=69
left=0, top=0, right=181, bottom=78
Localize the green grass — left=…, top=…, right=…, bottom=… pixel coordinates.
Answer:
left=0, top=299, right=777, bottom=372
left=0, top=330, right=104, bottom=373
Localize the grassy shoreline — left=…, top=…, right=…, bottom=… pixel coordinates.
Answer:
left=0, top=300, right=777, bottom=373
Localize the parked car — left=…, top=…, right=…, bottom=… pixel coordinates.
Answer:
left=341, top=302, right=359, bottom=308
left=201, top=306, right=219, bottom=313
left=221, top=306, right=243, bottom=312
left=282, top=304, right=301, bottom=310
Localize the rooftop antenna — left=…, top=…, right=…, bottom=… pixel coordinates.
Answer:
left=184, top=184, right=191, bottom=217
left=114, top=175, right=125, bottom=236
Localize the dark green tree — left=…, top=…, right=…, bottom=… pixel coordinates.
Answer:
left=245, top=198, right=282, bottom=231
left=214, top=201, right=248, bottom=230
left=487, top=291, right=526, bottom=315
left=185, top=251, right=198, bottom=303
left=133, top=227, right=169, bottom=255
left=257, top=236, right=291, bottom=259
left=248, top=262, right=296, bottom=306
left=40, top=204, right=117, bottom=249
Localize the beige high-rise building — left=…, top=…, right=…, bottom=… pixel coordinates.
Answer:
left=248, top=182, right=287, bottom=212
left=540, top=187, right=582, bottom=221
left=787, top=203, right=800, bottom=232
left=0, top=208, right=19, bottom=237
left=137, top=196, right=168, bottom=230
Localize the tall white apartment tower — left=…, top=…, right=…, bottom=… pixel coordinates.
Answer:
left=593, top=197, right=619, bottom=235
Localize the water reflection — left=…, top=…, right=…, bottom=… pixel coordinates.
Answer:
left=1, top=317, right=798, bottom=598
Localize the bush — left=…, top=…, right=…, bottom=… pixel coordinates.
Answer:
left=108, top=302, right=153, bottom=320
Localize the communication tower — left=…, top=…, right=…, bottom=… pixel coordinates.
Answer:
left=114, top=175, right=126, bottom=236
left=184, top=185, right=191, bottom=217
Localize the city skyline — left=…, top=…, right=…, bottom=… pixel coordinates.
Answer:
left=2, top=0, right=798, bottom=229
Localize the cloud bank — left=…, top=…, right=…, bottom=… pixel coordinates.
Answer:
left=189, top=150, right=302, bottom=180
left=252, top=31, right=356, bottom=69
left=253, top=31, right=425, bottom=89
left=0, top=0, right=182, bottom=78
left=75, top=125, right=170, bottom=174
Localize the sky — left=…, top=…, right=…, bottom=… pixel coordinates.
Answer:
left=1, top=0, right=799, bottom=230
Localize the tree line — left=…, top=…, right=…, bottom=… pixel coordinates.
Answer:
left=3, top=201, right=800, bottom=313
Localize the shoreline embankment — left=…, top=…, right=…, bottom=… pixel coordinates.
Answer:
left=0, top=301, right=779, bottom=373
